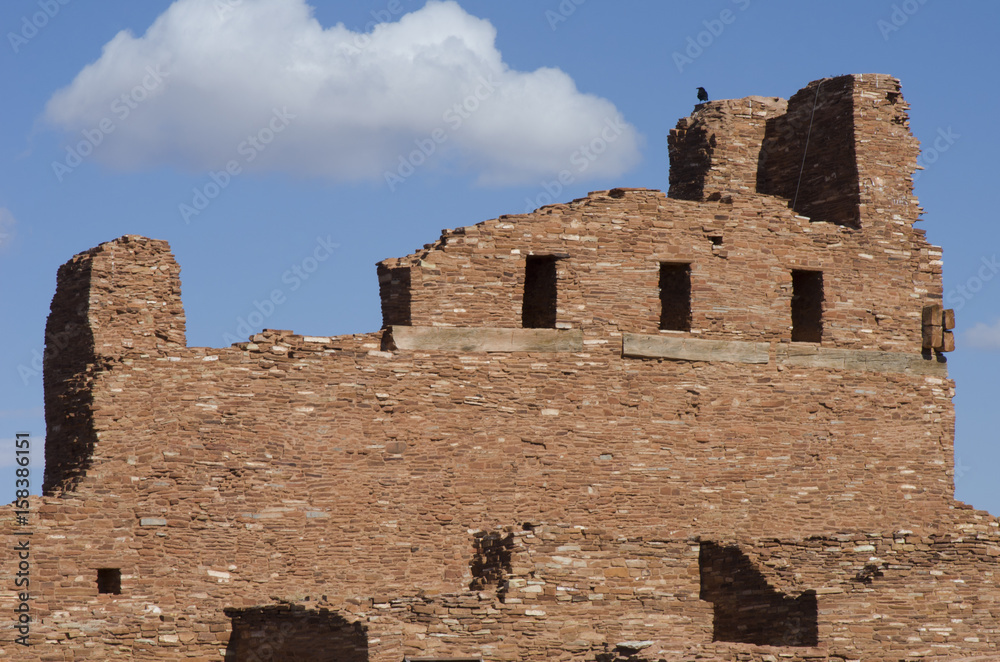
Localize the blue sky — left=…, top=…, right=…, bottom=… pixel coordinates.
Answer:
left=2, top=0, right=998, bottom=513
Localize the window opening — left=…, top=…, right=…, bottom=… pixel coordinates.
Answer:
left=791, top=270, right=823, bottom=342
left=97, top=568, right=121, bottom=595
left=659, top=263, right=692, bottom=332
left=522, top=256, right=558, bottom=328
left=226, top=606, right=368, bottom=661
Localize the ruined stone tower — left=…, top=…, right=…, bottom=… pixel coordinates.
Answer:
left=3, top=74, right=996, bottom=661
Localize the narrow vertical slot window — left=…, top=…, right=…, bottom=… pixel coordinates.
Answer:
left=522, top=256, right=558, bottom=328
left=659, top=263, right=692, bottom=332
left=791, top=270, right=823, bottom=343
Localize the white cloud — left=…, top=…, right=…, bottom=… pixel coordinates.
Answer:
left=0, top=208, right=16, bottom=249
left=965, top=319, right=1000, bottom=351
left=43, top=0, right=641, bottom=186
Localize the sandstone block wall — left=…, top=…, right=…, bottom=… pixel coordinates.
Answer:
left=41, top=236, right=186, bottom=493
left=668, top=95, right=787, bottom=203
left=2, top=74, right=996, bottom=662
left=377, top=188, right=942, bottom=351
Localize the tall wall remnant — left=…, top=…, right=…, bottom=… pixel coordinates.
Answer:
left=42, top=236, right=186, bottom=493
left=4, top=74, right=996, bottom=662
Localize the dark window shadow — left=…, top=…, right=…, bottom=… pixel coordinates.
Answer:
left=378, top=265, right=412, bottom=327
left=522, top=256, right=558, bottom=329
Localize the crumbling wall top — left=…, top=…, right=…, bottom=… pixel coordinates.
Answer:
left=43, top=235, right=185, bottom=493
left=671, top=74, right=922, bottom=233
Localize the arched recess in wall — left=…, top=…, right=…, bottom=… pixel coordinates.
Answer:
left=224, top=605, right=369, bottom=662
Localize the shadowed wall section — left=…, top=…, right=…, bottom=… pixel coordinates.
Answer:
left=225, top=606, right=368, bottom=662
left=41, top=252, right=97, bottom=494
left=699, top=541, right=819, bottom=647
left=757, top=76, right=861, bottom=226
left=756, top=74, right=921, bottom=229
left=668, top=95, right=787, bottom=202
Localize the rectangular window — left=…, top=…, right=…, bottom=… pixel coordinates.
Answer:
left=659, top=263, right=692, bottom=331
left=377, top=265, right=412, bottom=327
left=791, top=270, right=823, bottom=343
left=522, top=256, right=558, bottom=328
left=97, top=568, right=122, bottom=595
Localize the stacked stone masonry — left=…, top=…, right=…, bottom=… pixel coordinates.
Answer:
left=3, top=74, right=996, bottom=661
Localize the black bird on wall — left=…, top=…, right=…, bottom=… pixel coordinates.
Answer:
left=697, top=86, right=709, bottom=102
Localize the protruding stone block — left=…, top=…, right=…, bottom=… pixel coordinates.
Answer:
left=922, top=304, right=943, bottom=326
left=941, top=330, right=955, bottom=353
left=922, top=324, right=943, bottom=350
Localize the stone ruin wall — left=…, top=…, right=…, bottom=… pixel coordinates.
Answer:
left=41, top=237, right=187, bottom=494
left=384, top=75, right=934, bottom=352
left=2, top=74, right=997, bottom=661
left=379, top=185, right=940, bottom=351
